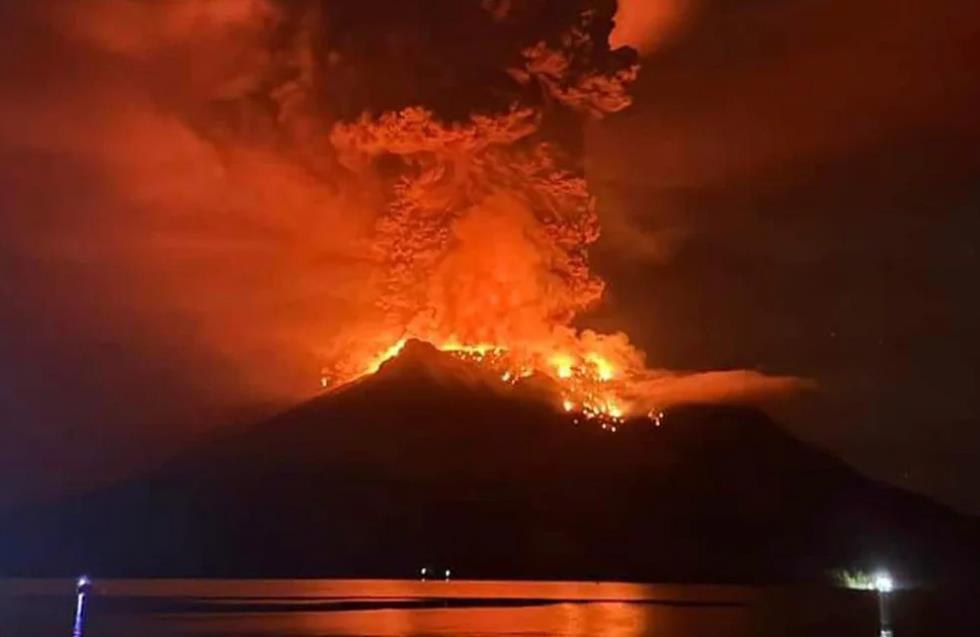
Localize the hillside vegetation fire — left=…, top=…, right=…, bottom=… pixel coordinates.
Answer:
left=345, top=337, right=632, bottom=423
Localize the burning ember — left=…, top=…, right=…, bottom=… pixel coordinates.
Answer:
left=330, top=337, right=632, bottom=424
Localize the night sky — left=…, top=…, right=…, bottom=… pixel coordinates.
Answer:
left=2, top=0, right=979, bottom=514
left=588, top=0, right=980, bottom=512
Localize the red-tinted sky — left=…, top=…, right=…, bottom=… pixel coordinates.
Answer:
left=1, top=0, right=979, bottom=513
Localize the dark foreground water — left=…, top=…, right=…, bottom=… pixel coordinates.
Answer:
left=0, top=578, right=966, bottom=636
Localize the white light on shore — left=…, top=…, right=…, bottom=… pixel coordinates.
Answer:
left=873, top=572, right=894, bottom=593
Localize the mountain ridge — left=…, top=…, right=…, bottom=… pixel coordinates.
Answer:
left=1, top=340, right=977, bottom=584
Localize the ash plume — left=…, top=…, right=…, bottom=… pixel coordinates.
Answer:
left=0, top=0, right=808, bottom=442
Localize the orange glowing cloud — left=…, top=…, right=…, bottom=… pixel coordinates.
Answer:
left=610, top=0, right=696, bottom=55
left=0, top=0, right=810, bottom=434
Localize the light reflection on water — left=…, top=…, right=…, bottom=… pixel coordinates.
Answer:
left=71, top=590, right=86, bottom=637
left=0, top=579, right=878, bottom=637
left=171, top=602, right=752, bottom=637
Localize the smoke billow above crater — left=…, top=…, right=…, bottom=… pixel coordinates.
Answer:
left=0, top=0, right=808, bottom=459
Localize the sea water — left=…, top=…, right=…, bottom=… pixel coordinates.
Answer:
left=0, top=578, right=943, bottom=636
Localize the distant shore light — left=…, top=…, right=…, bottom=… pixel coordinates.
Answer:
left=873, top=572, right=893, bottom=593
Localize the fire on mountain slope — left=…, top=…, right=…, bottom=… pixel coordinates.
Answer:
left=341, top=336, right=634, bottom=423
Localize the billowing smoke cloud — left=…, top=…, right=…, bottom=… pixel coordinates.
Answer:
left=0, top=0, right=808, bottom=471
left=0, top=0, right=367, bottom=409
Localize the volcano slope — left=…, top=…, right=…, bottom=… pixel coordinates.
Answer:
left=1, top=340, right=977, bottom=583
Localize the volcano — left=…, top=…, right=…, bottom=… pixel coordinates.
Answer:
left=1, top=340, right=977, bottom=583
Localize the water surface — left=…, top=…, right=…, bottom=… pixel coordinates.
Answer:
left=0, top=578, right=894, bottom=636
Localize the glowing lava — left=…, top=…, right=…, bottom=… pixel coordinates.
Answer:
left=338, top=337, right=633, bottom=427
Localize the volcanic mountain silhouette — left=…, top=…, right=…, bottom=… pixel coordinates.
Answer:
left=1, top=340, right=977, bottom=582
